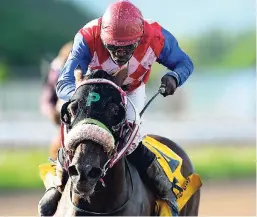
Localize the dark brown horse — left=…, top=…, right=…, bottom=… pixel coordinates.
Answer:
left=54, top=70, right=200, bottom=216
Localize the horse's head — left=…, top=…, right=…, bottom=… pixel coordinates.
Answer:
left=60, top=69, right=129, bottom=196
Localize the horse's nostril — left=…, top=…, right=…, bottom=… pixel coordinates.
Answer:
left=68, top=165, right=79, bottom=177
left=88, top=167, right=102, bottom=179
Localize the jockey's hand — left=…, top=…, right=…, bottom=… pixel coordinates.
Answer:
left=160, top=74, right=177, bottom=97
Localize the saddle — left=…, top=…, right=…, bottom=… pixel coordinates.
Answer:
left=142, top=136, right=202, bottom=216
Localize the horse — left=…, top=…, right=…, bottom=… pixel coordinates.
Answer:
left=54, top=69, right=201, bottom=216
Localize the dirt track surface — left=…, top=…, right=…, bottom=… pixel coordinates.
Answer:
left=0, top=181, right=255, bottom=216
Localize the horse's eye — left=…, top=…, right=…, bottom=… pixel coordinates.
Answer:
left=61, top=101, right=71, bottom=124
left=67, top=101, right=79, bottom=121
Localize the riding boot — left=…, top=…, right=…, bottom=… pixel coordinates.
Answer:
left=38, top=149, right=68, bottom=216
left=146, top=157, right=179, bottom=216
left=127, top=143, right=179, bottom=216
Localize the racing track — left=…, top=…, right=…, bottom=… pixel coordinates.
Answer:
left=0, top=181, right=255, bottom=216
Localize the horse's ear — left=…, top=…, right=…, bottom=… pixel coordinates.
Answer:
left=112, top=67, right=128, bottom=87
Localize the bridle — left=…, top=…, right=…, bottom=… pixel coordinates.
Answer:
left=61, top=78, right=141, bottom=177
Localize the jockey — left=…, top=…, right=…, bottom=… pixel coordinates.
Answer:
left=38, top=0, right=193, bottom=216
left=40, top=41, right=73, bottom=160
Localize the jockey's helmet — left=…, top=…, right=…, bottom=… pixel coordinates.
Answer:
left=100, top=0, right=144, bottom=46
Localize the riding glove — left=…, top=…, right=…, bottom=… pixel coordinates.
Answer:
left=160, top=74, right=178, bottom=97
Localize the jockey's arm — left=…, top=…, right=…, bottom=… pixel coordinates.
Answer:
left=157, top=27, right=194, bottom=86
left=56, top=33, right=92, bottom=101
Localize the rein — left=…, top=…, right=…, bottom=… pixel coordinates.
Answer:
left=70, top=159, right=134, bottom=215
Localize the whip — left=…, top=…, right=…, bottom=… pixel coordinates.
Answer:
left=139, top=87, right=165, bottom=117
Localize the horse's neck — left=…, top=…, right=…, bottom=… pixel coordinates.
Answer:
left=105, top=158, right=130, bottom=195
left=78, top=158, right=131, bottom=213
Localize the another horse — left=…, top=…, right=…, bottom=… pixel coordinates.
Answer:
left=54, top=70, right=200, bottom=216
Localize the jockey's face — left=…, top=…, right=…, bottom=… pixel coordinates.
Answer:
left=104, top=42, right=139, bottom=66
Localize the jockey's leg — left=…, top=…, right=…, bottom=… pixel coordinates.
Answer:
left=127, top=144, right=179, bottom=215
left=38, top=148, right=68, bottom=216
left=126, top=84, right=179, bottom=216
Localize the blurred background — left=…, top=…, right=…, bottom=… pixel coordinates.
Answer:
left=0, top=0, right=255, bottom=216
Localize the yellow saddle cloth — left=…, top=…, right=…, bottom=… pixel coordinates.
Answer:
left=142, top=136, right=202, bottom=216
left=39, top=163, right=62, bottom=189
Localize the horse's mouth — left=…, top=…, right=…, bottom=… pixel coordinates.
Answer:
left=73, top=181, right=96, bottom=198
left=72, top=178, right=97, bottom=198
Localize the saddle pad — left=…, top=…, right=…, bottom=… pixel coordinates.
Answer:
left=142, top=136, right=202, bottom=213
left=155, top=200, right=172, bottom=216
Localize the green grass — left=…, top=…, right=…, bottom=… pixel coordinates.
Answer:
left=0, top=148, right=49, bottom=189
left=187, top=146, right=256, bottom=180
left=0, top=145, right=256, bottom=189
